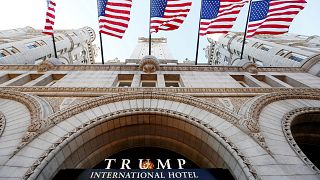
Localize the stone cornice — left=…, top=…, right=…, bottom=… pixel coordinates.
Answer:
left=0, top=64, right=304, bottom=72
left=1, top=87, right=319, bottom=96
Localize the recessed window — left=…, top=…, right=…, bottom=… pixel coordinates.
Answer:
left=141, top=74, right=157, bottom=87
left=273, top=75, right=309, bottom=87
left=118, top=81, right=132, bottom=87
left=116, top=74, right=134, bottom=87
left=165, top=82, right=179, bottom=87
left=141, top=81, right=156, bottom=87
left=7, top=74, right=43, bottom=86
left=0, top=49, right=10, bottom=58
left=287, top=53, right=307, bottom=62
left=7, top=47, right=20, bottom=54
left=25, top=40, right=46, bottom=49
left=252, top=42, right=260, bottom=48
left=164, top=74, right=181, bottom=87
left=276, top=49, right=289, bottom=56
left=258, top=44, right=272, bottom=51
left=230, top=75, right=260, bottom=87
left=0, top=74, right=21, bottom=84
left=33, top=74, right=66, bottom=86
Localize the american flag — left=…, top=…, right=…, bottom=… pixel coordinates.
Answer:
left=150, top=0, right=192, bottom=33
left=98, top=0, right=132, bottom=39
left=200, top=0, right=247, bottom=36
left=43, top=0, right=56, bottom=35
left=247, top=0, right=307, bottom=37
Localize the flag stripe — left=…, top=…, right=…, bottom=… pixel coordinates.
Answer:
left=43, top=0, right=56, bottom=35
left=247, top=0, right=307, bottom=38
left=98, top=0, right=132, bottom=39
left=200, top=0, right=247, bottom=36
left=150, top=0, right=192, bottom=33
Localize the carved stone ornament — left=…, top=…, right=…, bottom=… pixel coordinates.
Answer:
left=37, top=60, right=56, bottom=72
left=139, top=55, right=160, bottom=73
left=242, top=62, right=258, bottom=74
left=0, top=112, right=5, bottom=137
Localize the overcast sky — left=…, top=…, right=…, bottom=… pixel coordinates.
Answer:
left=0, top=0, right=319, bottom=63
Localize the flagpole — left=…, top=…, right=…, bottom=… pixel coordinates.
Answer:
left=96, top=0, right=105, bottom=64
left=195, top=0, right=203, bottom=65
left=240, top=0, right=253, bottom=60
left=148, top=0, right=152, bottom=55
left=99, top=32, right=105, bottom=64
left=51, top=34, right=58, bottom=58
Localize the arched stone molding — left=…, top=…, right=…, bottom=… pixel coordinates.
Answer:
left=0, top=112, right=5, bottom=137
left=302, top=53, right=320, bottom=72
left=0, top=98, right=31, bottom=168
left=0, top=91, right=52, bottom=150
left=3, top=92, right=272, bottom=180
left=282, top=107, right=320, bottom=175
left=240, top=90, right=320, bottom=133
left=23, top=91, right=243, bottom=140
left=258, top=99, right=320, bottom=179
left=22, top=109, right=259, bottom=180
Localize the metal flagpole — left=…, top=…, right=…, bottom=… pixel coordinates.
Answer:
left=97, top=0, right=105, bottom=64
left=195, top=0, right=204, bottom=65
left=240, top=0, right=253, bottom=60
left=51, top=34, right=58, bottom=58
left=99, top=32, right=105, bottom=64
left=149, top=0, right=152, bottom=55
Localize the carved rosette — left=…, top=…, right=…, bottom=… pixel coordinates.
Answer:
left=139, top=55, right=160, bottom=73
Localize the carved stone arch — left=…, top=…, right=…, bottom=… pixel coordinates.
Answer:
left=0, top=90, right=51, bottom=148
left=4, top=92, right=269, bottom=180
left=240, top=90, right=320, bottom=133
left=282, top=107, right=320, bottom=175
left=23, top=108, right=259, bottom=180
left=256, top=99, right=320, bottom=179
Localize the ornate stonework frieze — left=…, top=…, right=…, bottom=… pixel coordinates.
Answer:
left=0, top=64, right=304, bottom=73
left=24, top=109, right=261, bottom=180
left=1, top=86, right=319, bottom=96
left=282, top=107, right=320, bottom=175
left=0, top=112, right=5, bottom=137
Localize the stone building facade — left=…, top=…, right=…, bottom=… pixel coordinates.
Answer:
left=0, top=27, right=98, bottom=65
left=0, top=52, right=319, bottom=179
left=207, top=32, right=320, bottom=67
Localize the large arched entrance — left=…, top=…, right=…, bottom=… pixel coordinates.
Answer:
left=11, top=92, right=257, bottom=180
left=291, top=112, right=320, bottom=169
left=48, top=112, right=235, bottom=179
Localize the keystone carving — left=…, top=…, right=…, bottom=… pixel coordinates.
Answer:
left=139, top=55, right=160, bottom=73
